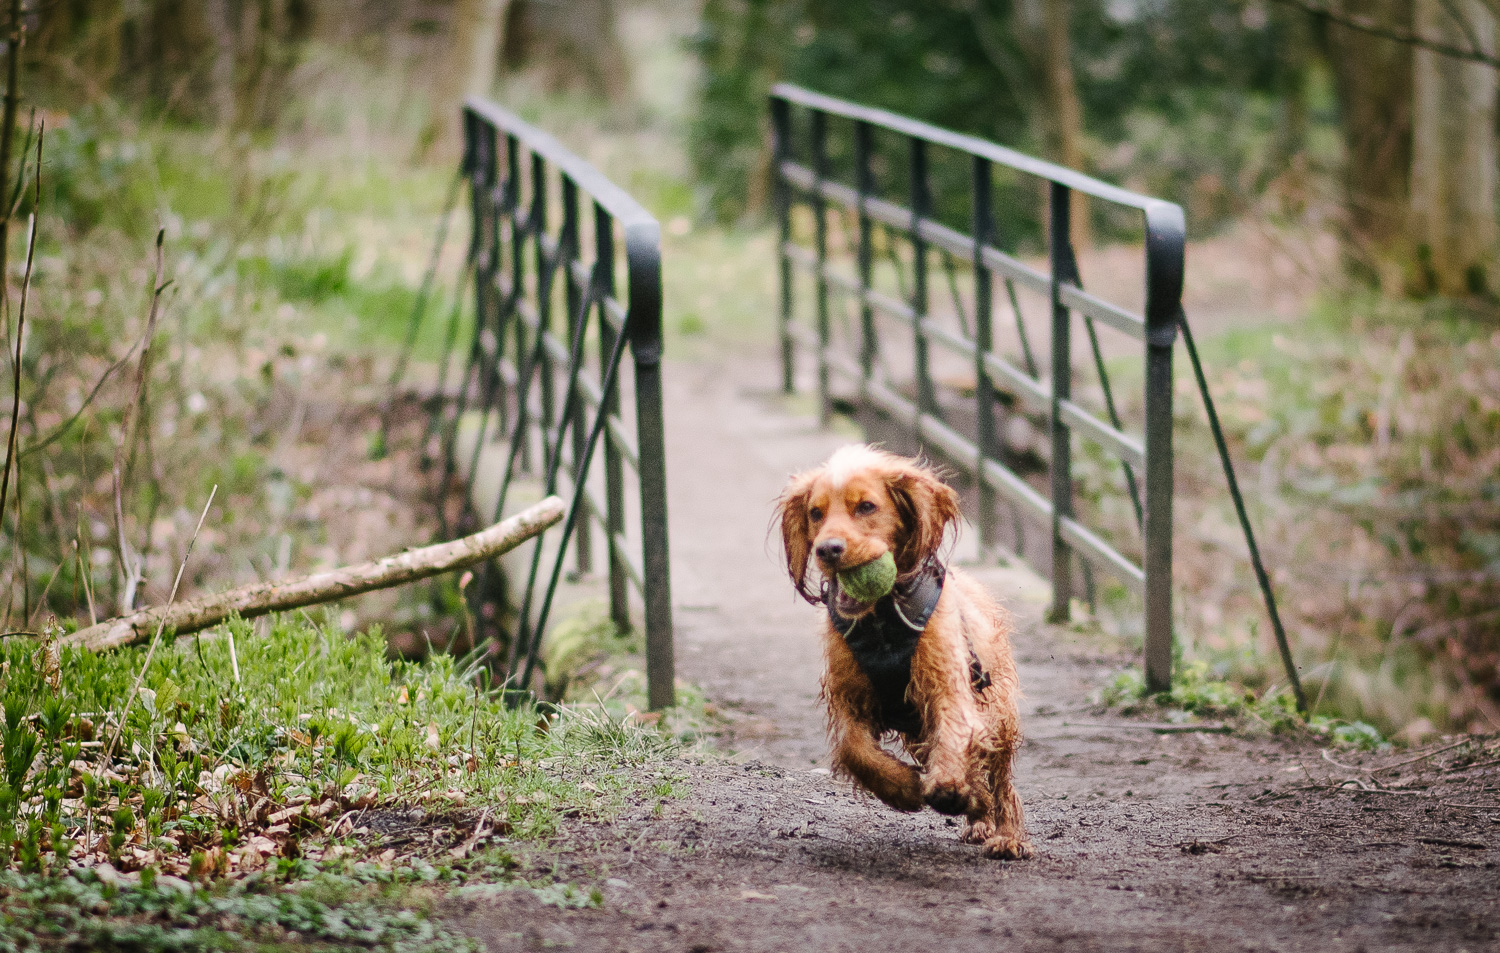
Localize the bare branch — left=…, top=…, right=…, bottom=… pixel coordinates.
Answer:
left=63, top=495, right=566, bottom=653
left=112, top=230, right=168, bottom=613
left=0, top=0, right=23, bottom=292
left=1270, top=0, right=1500, bottom=68
left=0, top=123, right=39, bottom=627
left=19, top=342, right=140, bottom=458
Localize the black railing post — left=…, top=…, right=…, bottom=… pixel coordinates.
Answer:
left=1047, top=182, right=1074, bottom=624
left=562, top=177, right=592, bottom=576
left=626, top=219, right=674, bottom=710
left=811, top=110, right=831, bottom=426
left=1142, top=203, right=1183, bottom=693
left=596, top=204, right=630, bottom=632
left=854, top=121, right=876, bottom=383
left=971, top=156, right=998, bottom=553
left=909, top=137, right=935, bottom=420
left=503, top=134, right=523, bottom=446
left=772, top=95, right=795, bottom=395
left=532, top=153, right=553, bottom=474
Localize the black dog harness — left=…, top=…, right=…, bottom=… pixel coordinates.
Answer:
left=826, top=558, right=985, bottom=737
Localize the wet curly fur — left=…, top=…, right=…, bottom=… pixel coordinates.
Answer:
left=776, top=445, right=1032, bottom=860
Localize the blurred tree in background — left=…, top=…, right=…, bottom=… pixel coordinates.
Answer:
left=24, top=0, right=1500, bottom=302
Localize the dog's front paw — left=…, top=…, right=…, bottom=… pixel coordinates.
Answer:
left=922, top=779, right=974, bottom=816
left=980, top=834, right=1034, bottom=861
left=960, top=819, right=996, bottom=845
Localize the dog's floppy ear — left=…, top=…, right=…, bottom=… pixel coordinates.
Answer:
left=886, top=460, right=961, bottom=572
left=774, top=471, right=821, bottom=603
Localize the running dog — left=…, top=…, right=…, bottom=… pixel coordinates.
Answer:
left=775, top=445, right=1032, bottom=859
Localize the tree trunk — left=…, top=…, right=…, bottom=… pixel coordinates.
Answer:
left=1409, top=0, right=1498, bottom=297
left=425, top=0, right=510, bottom=153
left=502, top=0, right=630, bottom=101
left=1014, top=0, right=1089, bottom=249
left=1322, top=0, right=1415, bottom=289
left=1040, top=0, right=1089, bottom=249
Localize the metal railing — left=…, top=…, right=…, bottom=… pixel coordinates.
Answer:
left=419, top=97, right=674, bottom=709
left=772, top=84, right=1305, bottom=706
left=773, top=84, right=1182, bottom=691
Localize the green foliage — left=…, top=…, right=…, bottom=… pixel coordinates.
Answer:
left=0, top=864, right=477, bottom=953
left=0, top=615, right=683, bottom=876
left=689, top=0, right=1319, bottom=229
left=1183, top=296, right=1500, bottom=731
left=1101, top=660, right=1386, bottom=750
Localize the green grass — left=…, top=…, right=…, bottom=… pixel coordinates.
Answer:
left=0, top=614, right=684, bottom=944
left=0, top=863, right=477, bottom=953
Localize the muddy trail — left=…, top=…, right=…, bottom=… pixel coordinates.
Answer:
left=453, top=355, right=1499, bottom=953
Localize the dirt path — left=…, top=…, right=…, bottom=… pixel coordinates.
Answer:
left=454, top=354, right=1499, bottom=953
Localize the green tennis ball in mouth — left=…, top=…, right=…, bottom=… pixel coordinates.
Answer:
left=837, top=551, right=898, bottom=603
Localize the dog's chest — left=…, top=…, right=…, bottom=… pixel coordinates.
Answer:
left=840, top=610, right=924, bottom=736
left=828, top=563, right=946, bottom=737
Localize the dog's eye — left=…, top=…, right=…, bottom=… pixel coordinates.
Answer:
left=809, top=507, right=824, bottom=522
left=855, top=500, right=877, bottom=516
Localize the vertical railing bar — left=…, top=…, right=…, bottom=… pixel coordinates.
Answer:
left=1050, top=220, right=1107, bottom=612
left=504, top=250, right=602, bottom=677
left=811, top=109, right=831, bottom=426
left=1176, top=308, right=1304, bottom=710
left=470, top=139, right=524, bottom=493
left=853, top=120, right=876, bottom=386
left=1081, top=309, right=1144, bottom=529
left=516, top=312, right=634, bottom=692
left=772, top=95, right=795, bottom=395
left=1004, top=277, right=1040, bottom=379
left=941, top=250, right=972, bottom=339
left=488, top=138, right=513, bottom=442
left=971, top=155, right=998, bottom=554
left=458, top=125, right=504, bottom=531
left=505, top=134, right=525, bottom=469
left=1142, top=205, right=1182, bottom=694
left=1047, top=182, right=1074, bottom=624
left=596, top=204, right=630, bottom=631
left=436, top=113, right=485, bottom=538
left=884, top=222, right=911, bottom=302
left=421, top=258, right=475, bottom=471
left=625, top=219, right=674, bottom=711
left=562, top=176, right=592, bottom=575
left=909, top=137, right=935, bottom=421
left=532, top=153, right=554, bottom=475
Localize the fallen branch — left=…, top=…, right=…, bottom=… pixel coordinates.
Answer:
left=63, top=496, right=565, bottom=652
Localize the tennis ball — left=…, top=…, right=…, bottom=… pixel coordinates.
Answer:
left=837, top=551, right=897, bottom=603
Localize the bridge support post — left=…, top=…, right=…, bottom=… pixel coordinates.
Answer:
left=772, top=97, right=794, bottom=395
left=1143, top=202, right=1184, bottom=694
left=971, top=156, right=998, bottom=555
left=811, top=111, right=831, bottom=426
left=1047, top=183, right=1074, bottom=624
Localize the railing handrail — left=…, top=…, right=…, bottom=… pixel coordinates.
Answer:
left=462, top=96, right=657, bottom=230
left=772, top=83, right=1176, bottom=217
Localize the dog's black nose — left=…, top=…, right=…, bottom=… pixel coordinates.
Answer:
left=816, top=538, right=846, bottom=563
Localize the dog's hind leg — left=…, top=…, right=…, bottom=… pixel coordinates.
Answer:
left=978, top=745, right=1033, bottom=860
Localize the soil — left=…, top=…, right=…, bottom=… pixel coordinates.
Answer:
left=448, top=354, right=1500, bottom=952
